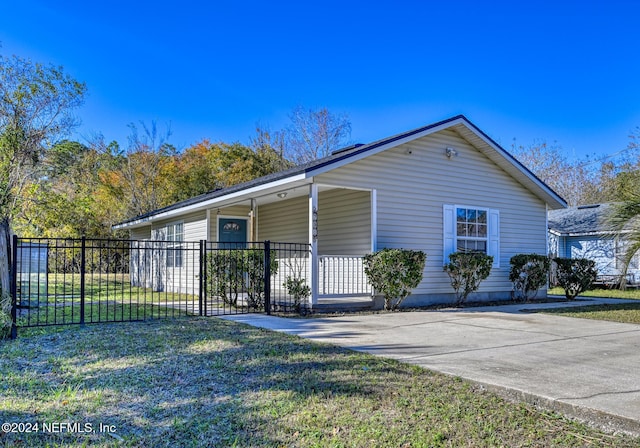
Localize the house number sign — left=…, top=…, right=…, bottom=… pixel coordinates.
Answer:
left=312, top=207, right=318, bottom=241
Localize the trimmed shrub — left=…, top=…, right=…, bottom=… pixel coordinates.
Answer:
left=509, top=254, right=551, bottom=302
left=363, top=248, right=426, bottom=311
left=553, top=257, right=597, bottom=300
left=444, top=252, right=493, bottom=306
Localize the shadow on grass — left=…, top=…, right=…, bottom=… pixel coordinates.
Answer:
left=2, top=317, right=639, bottom=447
left=0, top=318, right=412, bottom=447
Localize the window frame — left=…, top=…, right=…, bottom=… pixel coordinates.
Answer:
left=166, top=221, right=184, bottom=268
left=454, top=206, right=489, bottom=254
left=444, top=204, right=500, bottom=268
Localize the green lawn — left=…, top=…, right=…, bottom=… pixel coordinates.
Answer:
left=543, top=287, right=640, bottom=324
left=540, top=303, right=640, bottom=325
left=548, top=286, right=640, bottom=300
left=1, top=318, right=637, bottom=447
left=14, top=273, right=245, bottom=330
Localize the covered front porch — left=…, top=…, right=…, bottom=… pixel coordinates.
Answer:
left=202, top=181, right=376, bottom=308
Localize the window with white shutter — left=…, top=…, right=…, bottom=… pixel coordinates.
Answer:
left=443, top=205, right=499, bottom=267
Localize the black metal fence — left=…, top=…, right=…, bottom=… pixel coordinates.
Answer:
left=10, top=236, right=310, bottom=338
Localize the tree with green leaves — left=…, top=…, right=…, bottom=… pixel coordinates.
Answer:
left=14, top=140, right=114, bottom=238
left=89, top=121, right=177, bottom=221
left=0, top=54, right=86, bottom=299
left=602, top=128, right=640, bottom=284
left=166, top=140, right=291, bottom=205
left=607, top=175, right=640, bottom=284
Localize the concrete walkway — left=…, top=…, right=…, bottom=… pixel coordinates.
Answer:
left=223, top=297, right=640, bottom=435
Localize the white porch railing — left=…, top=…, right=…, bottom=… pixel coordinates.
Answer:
left=318, top=255, right=373, bottom=297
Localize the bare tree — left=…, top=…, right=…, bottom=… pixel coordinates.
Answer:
left=283, top=106, right=351, bottom=164
left=91, top=121, right=174, bottom=218
left=122, top=121, right=175, bottom=215
left=250, top=124, right=290, bottom=171
left=510, top=140, right=596, bottom=206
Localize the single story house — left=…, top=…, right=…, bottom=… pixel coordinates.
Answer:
left=548, top=203, right=640, bottom=285
left=114, top=115, right=566, bottom=308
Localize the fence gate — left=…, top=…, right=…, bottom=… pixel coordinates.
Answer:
left=10, top=237, right=310, bottom=338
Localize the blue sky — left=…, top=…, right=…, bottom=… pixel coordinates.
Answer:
left=1, top=1, right=639, bottom=161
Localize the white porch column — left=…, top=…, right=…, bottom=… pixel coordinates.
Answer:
left=371, top=189, right=377, bottom=252
left=205, top=209, right=211, bottom=241
left=250, top=198, right=257, bottom=241
left=309, top=183, right=319, bottom=306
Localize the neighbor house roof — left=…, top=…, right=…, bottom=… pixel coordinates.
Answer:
left=548, top=203, right=615, bottom=236
left=114, top=115, right=567, bottom=230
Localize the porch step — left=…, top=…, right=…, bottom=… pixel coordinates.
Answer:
left=313, top=296, right=375, bottom=313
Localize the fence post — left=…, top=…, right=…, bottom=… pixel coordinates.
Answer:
left=199, top=240, right=205, bottom=317
left=264, top=240, right=271, bottom=315
left=79, top=237, right=86, bottom=326
left=10, top=234, right=18, bottom=339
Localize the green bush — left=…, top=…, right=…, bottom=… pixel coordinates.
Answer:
left=283, top=277, right=310, bottom=313
left=509, top=254, right=551, bottom=302
left=363, top=248, right=426, bottom=311
left=207, top=250, right=242, bottom=306
left=243, top=248, right=279, bottom=309
left=207, top=248, right=278, bottom=310
left=282, top=256, right=310, bottom=313
left=553, top=257, right=597, bottom=300
left=444, top=252, right=493, bottom=306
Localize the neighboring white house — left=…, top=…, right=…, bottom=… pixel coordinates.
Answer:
left=114, top=115, right=567, bottom=307
left=548, top=203, right=640, bottom=285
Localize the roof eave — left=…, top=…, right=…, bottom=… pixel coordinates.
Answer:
left=113, top=172, right=310, bottom=230
left=114, top=115, right=568, bottom=230
left=453, top=119, right=567, bottom=210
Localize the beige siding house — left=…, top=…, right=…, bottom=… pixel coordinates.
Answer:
left=114, top=115, right=566, bottom=308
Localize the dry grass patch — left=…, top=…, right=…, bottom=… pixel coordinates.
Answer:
left=0, top=318, right=638, bottom=447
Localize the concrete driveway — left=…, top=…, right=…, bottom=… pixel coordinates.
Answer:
left=223, top=298, right=640, bottom=435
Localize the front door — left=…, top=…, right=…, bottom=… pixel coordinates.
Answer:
left=218, top=218, right=248, bottom=248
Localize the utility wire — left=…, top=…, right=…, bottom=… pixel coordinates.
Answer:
left=575, top=145, right=637, bottom=169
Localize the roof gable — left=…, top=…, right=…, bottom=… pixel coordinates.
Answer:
left=114, top=115, right=567, bottom=229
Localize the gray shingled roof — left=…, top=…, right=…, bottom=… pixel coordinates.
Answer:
left=115, top=115, right=472, bottom=227
left=115, top=114, right=566, bottom=228
left=548, top=203, right=615, bottom=235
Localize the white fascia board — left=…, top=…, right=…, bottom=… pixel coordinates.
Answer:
left=565, top=231, right=621, bottom=238
left=114, top=173, right=309, bottom=230
left=305, top=118, right=466, bottom=178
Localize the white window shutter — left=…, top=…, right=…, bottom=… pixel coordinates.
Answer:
left=443, top=204, right=455, bottom=265
left=488, top=209, right=500, bottom=268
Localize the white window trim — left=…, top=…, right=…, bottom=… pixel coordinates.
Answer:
left=166, top=221, right=184, bottom=269
left=443, top=204, right=500, bottom=268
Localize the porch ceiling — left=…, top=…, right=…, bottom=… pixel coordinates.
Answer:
left=252, top=184, right=361, bottom=207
